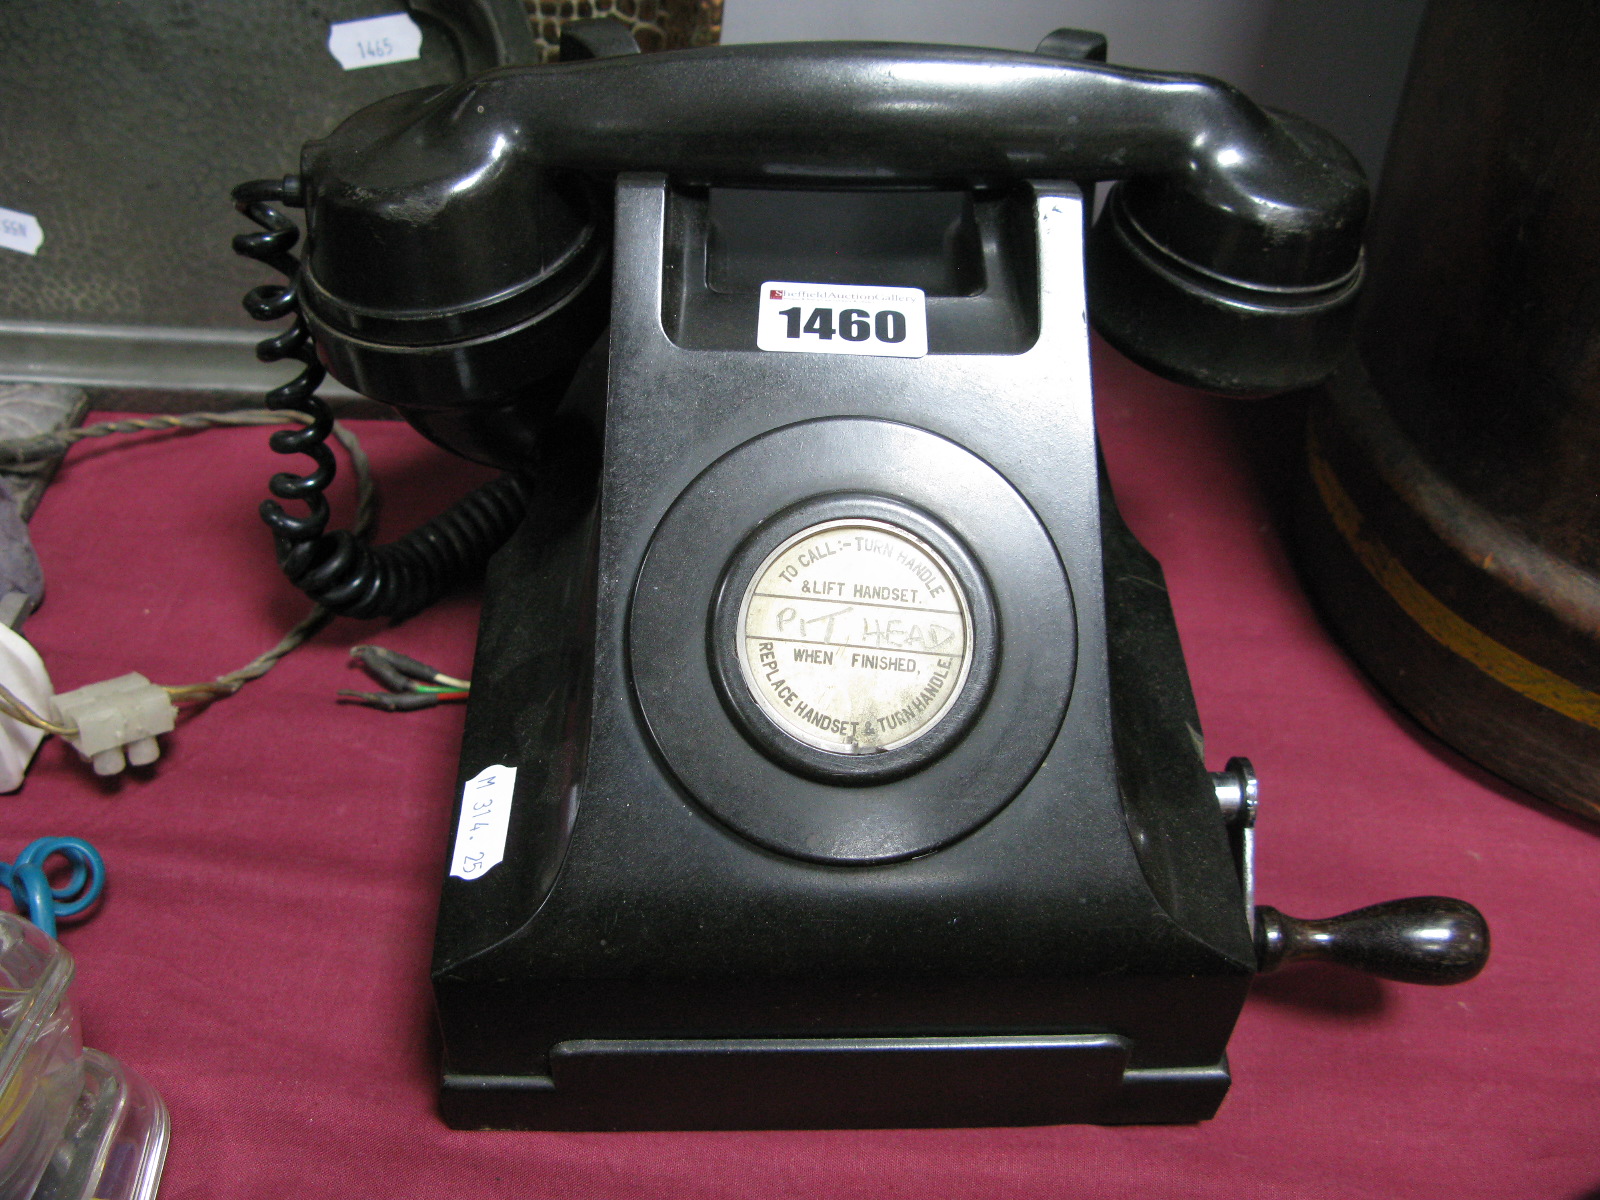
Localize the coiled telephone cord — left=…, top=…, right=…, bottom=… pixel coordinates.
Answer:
left=231, top=177, right=528, bottom=620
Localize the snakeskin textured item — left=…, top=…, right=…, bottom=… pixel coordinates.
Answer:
left=525, top=0, right=722, bottom=57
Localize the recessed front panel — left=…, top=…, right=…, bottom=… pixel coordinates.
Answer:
left=629, top=417, right=1076, bottom=863
left=735, top=518, right=974, bottom=756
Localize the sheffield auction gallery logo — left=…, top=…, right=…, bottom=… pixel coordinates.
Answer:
left=769, top=289, right=784, bottom=300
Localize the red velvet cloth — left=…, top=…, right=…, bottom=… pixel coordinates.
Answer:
left=9, top=347, right=1596, bottom=1198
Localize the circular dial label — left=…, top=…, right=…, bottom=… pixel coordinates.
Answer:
left=735, top=518, right=974, bottom=755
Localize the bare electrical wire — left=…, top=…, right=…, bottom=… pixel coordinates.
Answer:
left=339, top=644, right=471, bottom=711
left=0, top=681, right=73, bottom=735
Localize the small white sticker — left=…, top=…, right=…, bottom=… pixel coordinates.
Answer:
left=449, top=764, right=516, bottom=881
left=757, top=282, right=928, bottom=359
left=0, top=207, right=43, bottom=256
left=327, top=12, right=423, bottom=71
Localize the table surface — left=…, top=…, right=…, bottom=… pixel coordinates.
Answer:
left=10, top=345, right=1597, bottom=1200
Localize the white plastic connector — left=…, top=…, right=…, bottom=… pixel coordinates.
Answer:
left=51, top=673, right=177, bottom=776
left=0, top=623, right=53, bottom=792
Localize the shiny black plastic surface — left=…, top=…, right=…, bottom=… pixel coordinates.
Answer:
left=429, top=179, right=1256, bottom=1130
left=636, top=436, right=1063, bottom=857
left=1256, top=898, right=1490, bottom=985
left=303, top=42, right=1364, bottom=287
left=294, top=35, right=1368, bottom=446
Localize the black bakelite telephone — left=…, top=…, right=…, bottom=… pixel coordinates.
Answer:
left=233, top=24, right=1488, bottom=1130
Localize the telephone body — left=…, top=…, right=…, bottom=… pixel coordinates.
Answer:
left=242, top=27, right=1487, bottom=1129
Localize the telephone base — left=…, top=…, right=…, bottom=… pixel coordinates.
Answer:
left=429, top=178, right=1256, bottom=1131
left=439, top=1040, right=1230, bottom=1131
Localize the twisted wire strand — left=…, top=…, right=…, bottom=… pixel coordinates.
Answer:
left=0, top=408, right=377, bottom=720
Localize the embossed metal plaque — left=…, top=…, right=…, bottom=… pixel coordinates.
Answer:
left=735, top=518, right=974, bottom=754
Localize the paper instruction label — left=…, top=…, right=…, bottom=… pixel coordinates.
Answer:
left=327, top=13, right=423, bottom=71
left=0, top=207, right=43, bottom=256
left=449, top=764, right=516, bottom=881
left=756, top=282, right=928, bottom=359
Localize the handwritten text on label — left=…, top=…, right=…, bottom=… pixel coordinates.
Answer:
left=449, top=764, right=517, bottom=881
left=327, top=13, right=423, bottom=71
left=0, top=207, right=43, bottom=256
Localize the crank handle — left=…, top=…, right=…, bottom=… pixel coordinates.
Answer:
left=1254, top=897, right=1489, bottom=985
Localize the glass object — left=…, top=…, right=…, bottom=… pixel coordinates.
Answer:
left=0, top=914, right=167, bottom=1200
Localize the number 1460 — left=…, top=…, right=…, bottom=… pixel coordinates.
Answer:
left=777, top=306, right=907, bottom=344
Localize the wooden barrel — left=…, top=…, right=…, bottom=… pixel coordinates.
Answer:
left=1298, top=0, right=1600, bottom=821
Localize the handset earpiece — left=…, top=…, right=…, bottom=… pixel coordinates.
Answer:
left=296, top=40, right=1367, bottom=460
left=1087, top=110, right=1366, bottom=395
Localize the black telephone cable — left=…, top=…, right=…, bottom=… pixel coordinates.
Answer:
left=232, top=177, right=529, bottom=621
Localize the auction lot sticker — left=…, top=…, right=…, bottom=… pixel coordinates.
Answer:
left=756, top=281, right=928, bottom=358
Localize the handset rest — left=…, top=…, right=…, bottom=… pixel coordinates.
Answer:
left=295, top=41, right=1368, bottom=454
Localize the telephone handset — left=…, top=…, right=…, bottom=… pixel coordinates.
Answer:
left=288, top=34, right=1365, bottom=466
left=235, top=26, right=1485, bottom=1130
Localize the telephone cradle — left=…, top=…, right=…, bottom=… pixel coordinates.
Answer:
left=233, top=27, right=1489, bottom=1130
